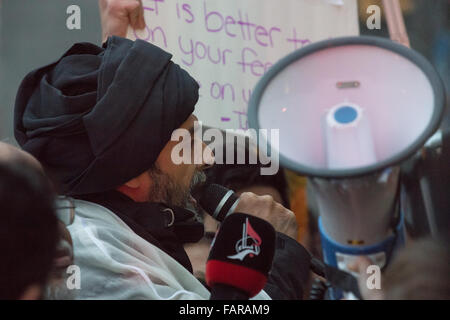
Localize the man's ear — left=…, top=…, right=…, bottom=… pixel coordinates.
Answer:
left=124, top=176, right=141, bottom=188
left=117, top=171, right=152, bottom=202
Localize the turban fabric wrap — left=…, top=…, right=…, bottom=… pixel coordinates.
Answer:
left=14, top=36, right=198, bottom=195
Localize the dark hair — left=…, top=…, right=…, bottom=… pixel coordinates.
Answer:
left=0, top=160, right=59, bottom=299
left=205, top=137, right=290, bottom=208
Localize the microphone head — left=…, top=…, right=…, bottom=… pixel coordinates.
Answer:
left=194, top=183, right=239, bottom=221
left=206, top=213, right=276, bottom=298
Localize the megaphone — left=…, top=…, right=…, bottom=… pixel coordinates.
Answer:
left=248, top=36, right=446, bottom=298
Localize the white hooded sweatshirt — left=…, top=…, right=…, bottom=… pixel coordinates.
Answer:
left=65, top=199, right=271, bottom=300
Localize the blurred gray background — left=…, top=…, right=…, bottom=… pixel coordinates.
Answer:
left=0, top=0, right=101, bottom=143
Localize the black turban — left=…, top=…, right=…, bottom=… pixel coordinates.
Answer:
left=14, top=36, right=198, bottom=195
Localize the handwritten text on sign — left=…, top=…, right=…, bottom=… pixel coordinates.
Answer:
left=128, top=0, right=358, bottom=130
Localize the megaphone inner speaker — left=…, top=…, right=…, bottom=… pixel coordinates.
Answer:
left=249, top=36, right=445, bottom=178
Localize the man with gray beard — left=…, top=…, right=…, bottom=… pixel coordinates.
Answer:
left=14, top=36, right=301, bottom=300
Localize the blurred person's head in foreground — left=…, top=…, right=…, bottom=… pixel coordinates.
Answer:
left=185, top=137, right=289, bottom=281
left=350, top=236, right=450, bottom=300
left=0, top=143, right=59, bottom=299
left=0, top=142, right=75, bottom=299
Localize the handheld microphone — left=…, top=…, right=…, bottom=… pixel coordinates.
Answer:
left=194, top=183, right=239, bottom=221
left=197, top=184, right=362, bottom=299
left=206, top=213, right=276, bottom=300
